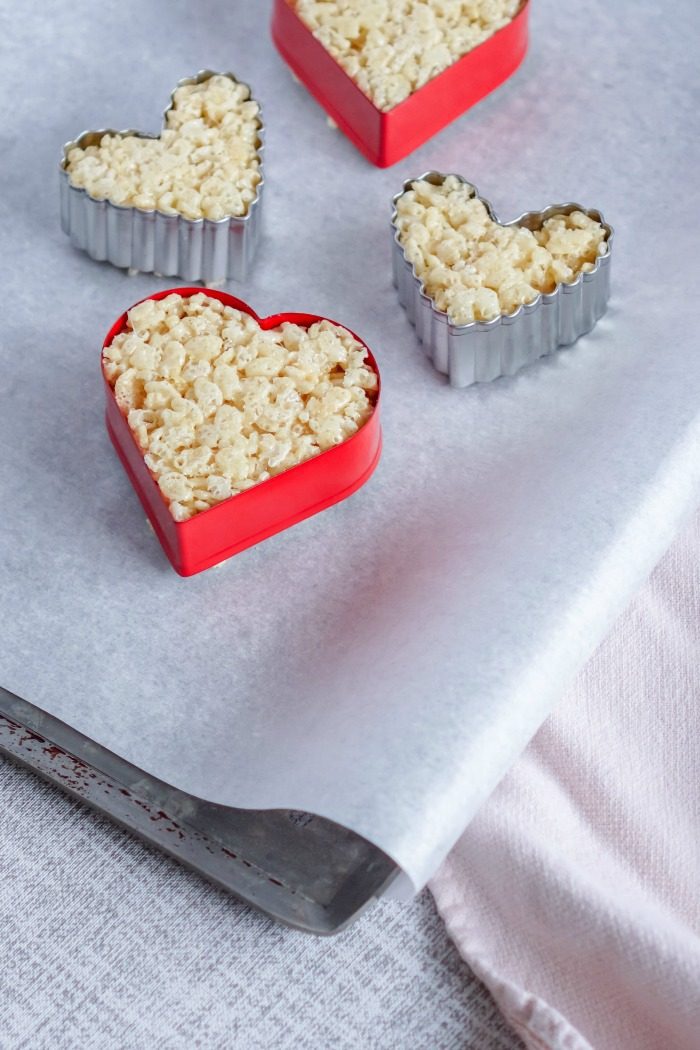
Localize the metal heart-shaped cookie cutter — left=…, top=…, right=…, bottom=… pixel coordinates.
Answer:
left=391, top=172, right=613, bottom=387
left=60, top=70, right=265, bottom=285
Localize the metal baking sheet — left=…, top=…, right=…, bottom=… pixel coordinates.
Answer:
left=2, top=0, right=699, bottom=892
left=0, top=687, right=397, bottom=933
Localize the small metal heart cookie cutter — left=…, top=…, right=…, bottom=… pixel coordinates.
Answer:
left=59, top=70, right=265, bottom=285
left=391, top=172, right=613, bottom=387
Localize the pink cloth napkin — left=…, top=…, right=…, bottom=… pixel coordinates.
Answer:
left=430, top=512, right=700, bottom=1050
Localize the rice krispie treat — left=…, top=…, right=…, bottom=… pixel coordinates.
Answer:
left=65, top=76, right=262, bottom=221
left=291, top=0, right=522, bottom=111
left=104, top=294, right=378, bottom=522
left=395, top=177, right=609, bottom=325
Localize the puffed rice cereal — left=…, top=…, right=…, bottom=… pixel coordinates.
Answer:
left=291, top=0, right=522, bottom=111
left=394, top=177, right=609, bottom=325
left=65, top=75, right=262, bottom=221
left=104, top=294, right=378, bottom=522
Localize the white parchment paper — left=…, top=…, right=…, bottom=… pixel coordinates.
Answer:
left=1, top=0, right=698, bottom=889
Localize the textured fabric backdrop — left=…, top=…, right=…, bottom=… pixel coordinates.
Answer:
left=0, top=759, right=522, bottom=1050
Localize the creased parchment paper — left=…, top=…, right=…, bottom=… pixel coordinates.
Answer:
left=1, top=0, right=698, bottom=889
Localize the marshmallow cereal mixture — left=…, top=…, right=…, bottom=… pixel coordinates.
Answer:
left=291, top=0, right=522, bottom=111
left=394, top=177, right=609, bottom=325
left=65, top=76, right=262, bottom=220
left=104, top=294, right=378, bottom=522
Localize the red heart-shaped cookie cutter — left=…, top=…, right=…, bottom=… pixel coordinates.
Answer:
left=103, top=288, right=382, bottom=576
left=271, top=0, right=530, bottom=168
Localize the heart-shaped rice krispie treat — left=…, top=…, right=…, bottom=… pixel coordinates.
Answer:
left=394, top=175, right=610, bottom=325
left=104, top=293, right=378, bottom=522
left=290, top=0, right=522, bottom=111
left=65, top=74, right=262, bottom=221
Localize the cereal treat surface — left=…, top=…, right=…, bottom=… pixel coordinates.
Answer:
left=292, top=0, right=522, bottom=111
left=104, top=294, right=378, bottom=522
left=66, top=76, right=262, bottom=220
left=394, top=177, right=609, bottom=325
